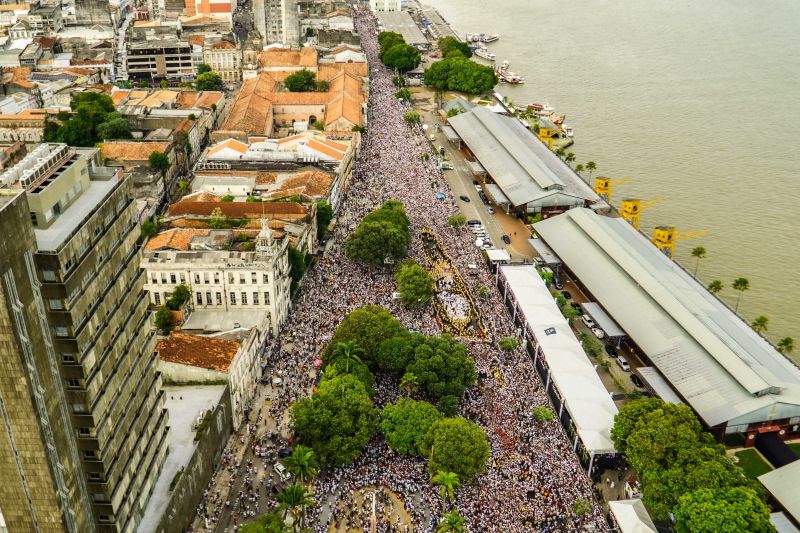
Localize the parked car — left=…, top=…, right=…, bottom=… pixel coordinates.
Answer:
left=604, top=344, right=618, bottom=357
left=533, top=257, right=545, bottom=267
left=591, top=327, right=605, bottom=339
left=459, top=195, right=470, bottom=202
left=481, top=242, right=493, bottom=249
left=553, top=276, right=564, bottom=290
left=467, top=219, right=481, bottom=226
left=581, top=315, right=596, bottom=328
left=274, top=463, right=291, bottom=482
left=616, top=356, right=631, bottom=372
left=502, top=234, right=511, bottom=244
left=278, top=448, right=293, bottom=458
left=471, top=225, right=486, bottom=234
left=541, top=266, right=554, bottom=275
left=630, top=373, right=644, bottom=388
left=474, top=184, right=483, bottom=192
left=570, top=302, right=582, bottom=312
left=487, top=206, right=495, bottom=214
left=560, top=290, right=571, bottom=300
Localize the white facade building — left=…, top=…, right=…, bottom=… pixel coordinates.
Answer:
left=369, top=0, right=401, bottom=13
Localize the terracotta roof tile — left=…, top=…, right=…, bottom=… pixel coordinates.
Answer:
left=101, top=141, right=171, bottom=162
left=144, top=228, right=210, bottom=251
left=258, top=47, right=317, bottom=68
left=208, top=138, right=248, bottom=156
left=157, top=332, right=240, bottom=372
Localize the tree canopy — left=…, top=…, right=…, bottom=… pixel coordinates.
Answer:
left=383, top=43, right=421, bottom=73
left=438, top=36, right=472, bottom=59
left=238, top=510, right=288, bottom=533
left=423, top=57, right=497, bottom=95
left=378, top=31, right=405, bottom=60
left=324, top=306, right=408, bottom=369
left=395, top=260, right=434, bottom=307
left=43, top=92, right=132, bottom=146
left=345, top=200, right=411, bottom=266
left=380, top=398, right=442, bottom=456
left=316, top=201, right=333, bottom=241
left=405, top=335, right=476, bottom=414
left=421, top=417, right=490, bottom=481
left=149, top=151, right=170, bottom=175
left=673, top=487, right=773, bottom=533
left=376, top=333, right=425, bottom=374
left=284, top=68, right=317, bottom=92
left=290, top=374, right=378, bottom=466
left=196, top=71, right=223, bottom=91
left=197, top=63, right=212, bottom=74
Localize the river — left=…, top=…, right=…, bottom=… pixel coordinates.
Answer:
left=425, top=0, right=800, bottom=357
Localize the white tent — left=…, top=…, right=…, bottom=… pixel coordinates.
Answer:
left=608, top=499, right=657, bottom=533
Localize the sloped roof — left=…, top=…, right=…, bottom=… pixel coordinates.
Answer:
left=144, top=228, right=210, bottom=251
left=221, top=73, right=276, bottom=134
left=208, top=138, right=248, bottom=156
left=608, top=499, right=657, bottom=533
left=157, top=332, right=240, bottom=372
left=167, top=199, right=307, bottom=218
left=102, top=141, right=171, bottom=162
left=258, top=46, right=317, bottom=68
left=760, top=462, right=800, bottom=524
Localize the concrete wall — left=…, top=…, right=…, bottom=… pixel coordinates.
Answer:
left=154, top=386, right=233, bottom=533
left=158, top=360, right=229, bottom=384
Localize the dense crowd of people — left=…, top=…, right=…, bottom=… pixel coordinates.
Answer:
left=191, top=3, right=610, bottom=532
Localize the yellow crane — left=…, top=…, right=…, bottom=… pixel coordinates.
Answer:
left=593, top=176, right=632, bottom=204
left=619, top=197, right=662, bottom=230
left=652, top=226, right=707, bottom=257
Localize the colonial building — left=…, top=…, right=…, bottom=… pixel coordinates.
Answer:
left=126, top=39, right=199, bottom=82
left=0, top=108, right=56, bottom=144
left=202, top=38, right=241, bottom=83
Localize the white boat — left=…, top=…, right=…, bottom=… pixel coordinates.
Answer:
left=562, top=124, right=574, bottom=137
left=465, top=33, right=500, bottom=44
left=496, top=61, right=524, bottom=84
left=474, top=45, right=496, bottom=61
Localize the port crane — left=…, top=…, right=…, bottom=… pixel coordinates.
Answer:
left=652, top=226, right=707, bottom=257
left=593, top=177, right=631, bottom=204
left=619, top=197, right=662, bottom=230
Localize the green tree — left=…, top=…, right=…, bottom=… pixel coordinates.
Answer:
left=575, top=163, right=584, bottom=175
left=325, top=306, right=408, bottom=369
left=399, top=371, right=419, bottom=396
left=691, top=246, right=707, bottom=276
left=321, top=356, right=375, bottom=396
left=708, top=279, right=724, bottom=294
left=288, top=245, right=311, bottom=292
left=281, top=445, right=318, bottom=485
left=395, top=88, right=412, bottom=100
left=395, top=260, right=434, bottom=307
left=405, top=335, right=476, bottom=414
left=315, top=80, right=329, bottom=92
left=422, top=417, right=489, bottom=482
left=221, top=195, right=234, bottom=202
left=438, top=36, right=472, bottom=59
left=423, top=57, right=497, bottom=94
left=563, top=306, right=580, bottom=322
left=154, top=307, right=174, bottom=332
left=554, top=147, right=566, bottom=159
left=44, top=92, right=121, bottom=146
left=533, top=406, right=554, bottom=424
left=197, top=63, right=212, bottom=74
left=96, top=116, right=132, bottom=140
left=777, top=337, right=794, bottom=354
left=436, top=509, right=466, bottom=533
left=564, top=152, right=576, bottom=166
left=195, top=71, right=223, bottom=91
left=380, top=398, right=442, bottom=456
left=499, top=337, right=517, bottom=351
left=751, top=315, right=769, bottom=333
left=316, top=201, right=333, bottom=241
left=274, top=484, right=314, bottom=529
left=404, top=110, right=421, bottom=124
left=149, top=151, right=170, bottom=176
left=140, top=220, right=158, bottom=238
left=732, top=277, right=750, bottom=312
left=572, top=498, right=592, bottom=521
left=431, top=470, right=460, bottom=503
left=447, top=108, right=461, bottom=117
left=208, top=207, right=228, bottom=229
left=376, top=334, right=422, bottom=374
left=586, top=161, right=597, bottom=177
left=378, top=31, right=405, bottom=60
left=284, top=68, right=317, bottom=92
left=290, top=374, right=378, bottom=466
left=673, top=487, right=772, bottom=533
left=166, top=283, right=191, bottom=310
left=447, top=214, right=466, bottom=228
left=239, top=510, right=288, bottom=533
left=477, top=286, right=490, bottom=300
left=345, top=219, right=410, bottom=266
left=383, top=43, right=421, bottom=72
left=329, top=340, right=365, bottom=374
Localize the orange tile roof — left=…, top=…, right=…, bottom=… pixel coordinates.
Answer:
left=157, top=332, right=240, bottom=372
left=111, top=90, right=131, bottom=105
left=306, top=138, right=346, bottom=160
left=258, top=47, right=318, bottom=68
left=221, top=73, right=276, bottom=134
left=167, top=200, right=307, bottom=218
left=272, top=92, right=330, bottom=105
left=267, top=169, right=333, bottom=198
left=0, top=108, right=54, bottom=121
left=101, top=141, right=171, bottom=162
left=187, top=34, right=205, bottom=47
left=144, top=228, right=210, bottom=251
left=212, top=40, right=236, bottom=49
left=0, top=4, right=30, bottom=10
left=208, top=138, right=248, bottom=156
left=182, top=190, right=222, bottom=202
left=4, top=67, right=34, bottom=89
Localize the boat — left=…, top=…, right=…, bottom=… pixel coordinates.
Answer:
left=496, top=60, right=525, bottom=84
left=474, top=45, right=496, bottom=61
left=465, top=33, right=500, bottom=44
left=562, top=124, right=574, bottom=138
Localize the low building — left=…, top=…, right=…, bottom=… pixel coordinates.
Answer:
left=126, top=39, right=199, bottom=82
left=376, top=11, right=427, bottom=48
left=143, top=220, right=292, bottom=335
left=759, top=461, right=800, bottom=530
left=110, top=87, right=225, bottom=137
left=100, top=140, right=178, bottom=210
left=369, top=0, right=400, bottom=12
left=0, top=108, right=56, bottom=143
left=20, top=2, right=63, bottom=35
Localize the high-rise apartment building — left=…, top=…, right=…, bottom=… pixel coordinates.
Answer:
left=0, top=143, right=168, bottom=532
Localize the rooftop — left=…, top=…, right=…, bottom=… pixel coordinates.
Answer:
left=376, top=11, right=427, bottom=46
left=144, top=228, right=211, bottom=251
left=101, top=141, right=171, bottom=162
left=157, top=332, right=240, bottom=372
left=534, top=208, right=800, bottom=427
left=760, top=460, right=800, bottom=524
left=257, top=46, right=318, bottom=68
left=183, top=309, right=269, bottom=333
left=166, top=199, right=307, bottom=218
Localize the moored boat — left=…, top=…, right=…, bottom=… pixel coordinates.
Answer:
left=465, top=33, right=500, bottom=44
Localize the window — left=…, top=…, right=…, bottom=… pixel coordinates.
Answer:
left=204, top=272, right=210, bottom=284
left=195, top=273, right=200, bottom=283
left=206, top=291, right=212, bottom=305
left=154, top=293, right=161, bottom=306
left=230, top=292, right=236, bottom=305
left=264, top=292, right=270, bottom=305
left=179, top=273, right=186, bottom=283
left=216, top=292, right=222, bottom=305
left=42, top=270, right=56, bottom=282
left=196, top=292, right=202, bottom=305
left=48, top=299, right=63, bottom=310
left=251, top=273, right=257, bottom=284
left=99, top=515, right=113, bottom=523
left=263, top=273, right=268, bottom=284
left=213, top=273, right=219, bottom=284
left=239, top=274, right=245, bottom=284
left=160, top=273, right=167, bottom=283
left=170, top=273, right=176, bottom=283
left=84, top=450, right=99, bottom=460
left=253, top=292, right=259, bottom=305
left=151, top=274, right=158, bottom=284
left=88, top=472, right=102, bottom=481
left=61, top=353, right=76, bottom=363
left=54, top=326, right=69, bottom=337
left=78, top=427, right=91, bottom=436
left=66, top=378, right=80, bottom=389
left=72, top=403, right=87, bottom=413
left=241, top=292, right=247, bottom=305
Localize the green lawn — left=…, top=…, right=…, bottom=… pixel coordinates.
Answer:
left=788, top=442, right=800, bottom=458
left=734, top=449, right=773, bottom=479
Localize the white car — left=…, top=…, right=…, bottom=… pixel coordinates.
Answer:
left=540, top=266, right=553, bottom=275
left=429, top=134, right=436, bottom=141
left=474, top=184, right=483, bottom=192
left=581, top=315, right=596, bottom=329
left=474, top=238, right=484, bottom=247
left=591, top=327, right=606, bottom=339
left=274, top=463, right=291, bottom=482
left=471, top=225, right=486, bottom=234
left=481, top=242, right=494, bottom=249
left=487, top=206, right=495, bottom=214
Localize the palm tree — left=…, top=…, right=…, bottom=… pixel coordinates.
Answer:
left=777, top=337, right=794, bottom=354
left=575, top=163, right=584, bottom=175
left=732, top=277, right=750, bottom=312
left=586, top=160, right=597, bottom=177
left=282, top=445, right=318, bottom=485
left=431, top=470, right=460, bottom=503
left=399, top=371, right=419, bottom=396
left=275, top=484, right=314, bottom=531
left=751, top=316, right=769, bottom=333
left=690, top=246, right=706, bottom=277
left=564, top=152, right=576, bottom=166
left=708, top=279, right=723, bottom=294
left=436, top=509, right=467, bottom=533
left=554, top=147, right=566, bottom=159
left=329, top=340, right=364, bottom=373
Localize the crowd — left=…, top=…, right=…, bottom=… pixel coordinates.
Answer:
left=190, top=3, right=610, bottom=532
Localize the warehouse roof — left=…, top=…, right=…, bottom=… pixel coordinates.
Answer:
left=534, top=208, right=800, bottom=427
left=447, top=106, right=601, bottom=208
left=499, top=264, right=617, bottom=454
left=376, top=11, right=427, bottom=46
left=760, top=461, right=800, bottom=524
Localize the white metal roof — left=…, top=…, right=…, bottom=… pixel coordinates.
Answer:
left=500, top=264, right=617, bottom=454
left=770, top=512, right=800, bottom=533
left=486, top=248, right=510, bottom=263
left=581, top=302, right=626, bottom=337
left=534, top=208, right=800, bottom=427
left=760, top=461, right=800, bottom=523
left=528, top=238, right=561, bottom=265
left=608, top=499, right=657, bottom=533
left=635, top=367, right=683, bottom=405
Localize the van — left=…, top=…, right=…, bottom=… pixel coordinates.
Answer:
left=616, top=356, right=631, bottom=372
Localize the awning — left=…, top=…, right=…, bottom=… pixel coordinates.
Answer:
left=528, top=238, right=561, bottom=266
left=485, top=184, right=510, bottom=205
left=636, top=367, right=683, bottom=404
left=608, top=499, right=657, bottom=533
left=581, top=303, right=626, bottom=337
left=486, top=249, right=510, bottom=263
left=466, top=159, right=486, bottom=175
left=442, top=125, right=460, bottom=142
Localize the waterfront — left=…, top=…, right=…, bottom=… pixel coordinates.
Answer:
left=426, top=0, right=800, bottom=354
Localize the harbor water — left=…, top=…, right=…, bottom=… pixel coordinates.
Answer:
left=427, top=0, right=800, bottom=357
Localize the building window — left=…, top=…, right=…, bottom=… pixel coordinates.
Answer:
left=230, top=292, right=236, bottom=305
left=48, top=299, right=63, bottom=310
left=72, top=403, right=87, bottom=413
left=216, top=292, right=222, bottom=305
left=241, top=292, right=247, bottom=305
left=160, top=273, right=167, bottom=283
left=263, top=273, right=268, bottom=283
left=179, top=273, right=186, bottom=283
left=151, top=274, right=158, bottom=284
left=195, top=273, right=200, bottom=283
left=239, top=274, right=245, bottom=284
left=99, top=515, right=113, bottom=523
left=54, top=326, right=69, bottom=337
left=213, top=273, right=219, bottom=283
left=170, top=273, right=176, bottom=283
left=264, top=292, right=270, bottom=305
left=253, top=292, right=259, bottom=305
left=206, top=291, right=212, bottom=305
left=42, top=270, right=56, bottom=282
left=88, top=472, right=102, bottom=481
left=154, top=293, right=161, bottom=306
left=78, top=427, right=91, bottom=437
left=196, top=292, right=202, bottom=305
left=205, top=272, right=210, bottom=283
left=66, top=378, right=81, bottom=389
left=251, top=273, right=257, bottom=284
left=61, top=353, right=76, bottom=363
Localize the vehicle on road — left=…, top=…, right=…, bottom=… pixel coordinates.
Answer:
left=274, top=462, right=291, bottom=482
left=616, top=356, right=631, bottom=372
left=471, top=225, right=486, bottom=233
left=540, top=266, right=553, bottom=275
left=502, top=234, right=511, bottom=244
left=604, top=344, right=618, bottom=357
left=440, top=161, right=454, bottom=170
left=467, top=219, right=481, bottom=226
left=570, top=302, right=582, bottom=312
left=591, top=327, right=605, bottom=339
left=560, top=290, right=571, bottom=300
left=487, top=206, right=495, bottom=214
left=533, top=257, right=545, bottom=267
left=481, top=242, right=494, bottom=249
left=630, top=373, right=644, bottom=388
left=581, top=315, right=596, bottom=328
left=474, top=184, right=483, bottom=192
left=459, top=195, right=470, bottom=202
